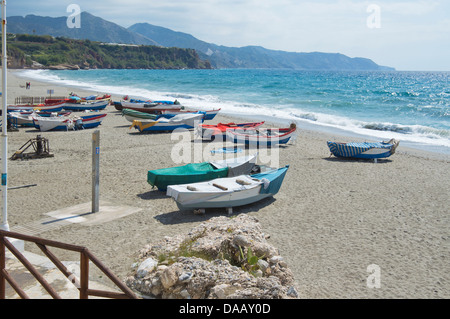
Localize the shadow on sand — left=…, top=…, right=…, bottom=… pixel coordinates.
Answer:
left=153, top=197, right=276, bottom=225
left=322, top=156, right=393, bottom=164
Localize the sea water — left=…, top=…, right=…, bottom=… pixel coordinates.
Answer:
left=19, top=69, right=450, bottom=155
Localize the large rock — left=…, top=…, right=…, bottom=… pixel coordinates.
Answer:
left=126, top=215, right=298, bottom=299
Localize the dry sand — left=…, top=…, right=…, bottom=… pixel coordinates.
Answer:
left=2, top=70, right=449, bottom=298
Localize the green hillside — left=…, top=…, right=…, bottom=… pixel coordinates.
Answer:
left=4, top=34, right=212, bottom=70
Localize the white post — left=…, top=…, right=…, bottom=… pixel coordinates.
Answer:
left=1, top=0, right=8, bottom=231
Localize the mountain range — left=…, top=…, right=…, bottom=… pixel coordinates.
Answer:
left=7, top=12, right=395, bottom=71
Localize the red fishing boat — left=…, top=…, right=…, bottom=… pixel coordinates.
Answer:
left=199, top=121, right=265, bottom=140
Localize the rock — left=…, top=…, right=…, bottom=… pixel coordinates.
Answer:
left=257, top=259, right=269, bottom=273
left=136, top=257, right=158, bottom=278
left=126, top=215, right=298, bottom=299
left=232, top=234, right=251, bottom=247
left=180, top=289, right=191, bottom=299
left=47, top=64, right=80, bottom=70
left=269, top=256, right=286, bottom=267
left=160, top=267, right=178, bottom=289
left=178, top=272, right=193, bottom=283
left=287, top=286, right=299, bottom=298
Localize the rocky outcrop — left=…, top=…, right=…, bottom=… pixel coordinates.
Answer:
left=47, top=64, right=80, bottom=70
left=126, top=215, right=299, bottom=299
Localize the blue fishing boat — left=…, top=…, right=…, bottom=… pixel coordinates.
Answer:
left=327, top=139, right=399, bottom=160
left=62, top=100, right=109, bottom=111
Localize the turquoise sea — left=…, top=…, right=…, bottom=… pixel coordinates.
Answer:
left=20, top=69, right=450, bottom=154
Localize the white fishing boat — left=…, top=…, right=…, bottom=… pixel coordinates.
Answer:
left=7, top=101, right=65, bottom=113
left=33, top=113, right=107, bottom=132
left=8, top=111, right=71, bottom=127
left=167, top=165, right=289, bottom=214
left=130, top=113, right=204, bottom=132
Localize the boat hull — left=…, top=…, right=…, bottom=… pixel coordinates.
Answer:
left=327, top=140, right=399, bottom=159
left=8, top=111, right=71, bottom=127
left=120, top=101, right=182, bottom=114
left=226, top=127, right=296, bottom=146
left=174, top=190, right=273, bottom=210
left=162, top=109, right=220, bottom=121
left=7, top=102, right=65, bottom=113
left=131, top=113, right=204, bottom=132
left=167, top=166, right=289, bottom=211
left=148, top=154, right=257, bottom=191
left=33, top=113, right=107, bottom=131
left=199, top=121, right=265, bottom=140
left=62, top=100, right=109, bottom=111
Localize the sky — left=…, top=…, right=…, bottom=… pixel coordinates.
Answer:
left=5, top=0, right=450, bottom=71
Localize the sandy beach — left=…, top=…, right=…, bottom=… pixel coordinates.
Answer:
left=2, top=69, right=449, bottom=299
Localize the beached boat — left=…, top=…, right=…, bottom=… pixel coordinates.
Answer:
left=113, top=98, right=179, bottom=111
left=33, top=113, right=107, bottom=132
left=199, top=121, right=265, bottom=140
left=161, top=109, right=220, bottom=121
left=327, top=139, right=400, bottom=160
left=148, top=154, right=257, bottom=191
left=226, top=124, right=297, bottom=146
left=7, top=101, right=65, bottom=113
left=74, top=94, right=111, bottom=101
left=122, top=108, right=158, bottom=122
left=130, top=113, right=204, bottom=132
left=45, top=94, right=111, bottom=105
left=120, top=100, right=182, bottom=114
left=167, top=165, right=289, bottom=213
left=8, top=111, right=71, bottom=127
left=62, top=99, right=109, bottom=111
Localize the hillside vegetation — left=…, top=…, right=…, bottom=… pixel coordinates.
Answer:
left=3, top=34, right=212, bottom=70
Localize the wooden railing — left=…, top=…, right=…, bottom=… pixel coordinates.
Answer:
left=0, top=229, right=138, bottom=299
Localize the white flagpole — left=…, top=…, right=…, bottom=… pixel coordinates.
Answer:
left=1, top=0, right=9, bottom=231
